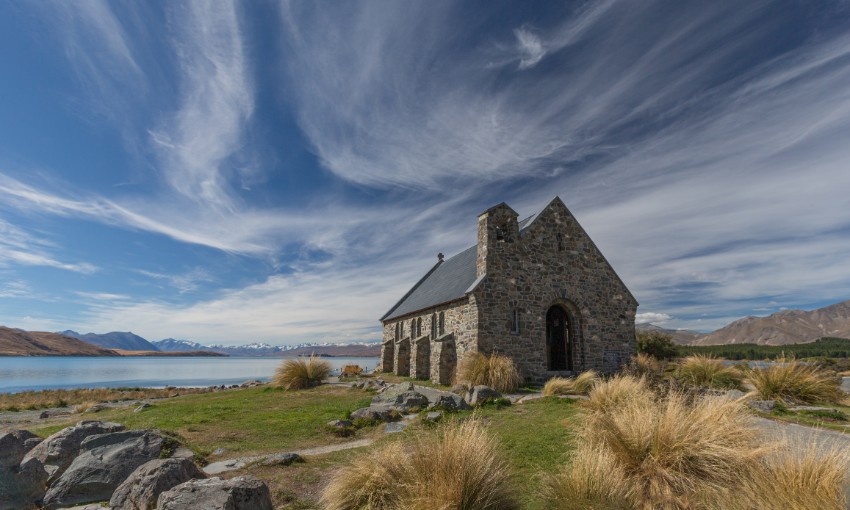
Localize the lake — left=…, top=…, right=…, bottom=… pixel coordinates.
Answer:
left=0, top=356, right=380, bottom=393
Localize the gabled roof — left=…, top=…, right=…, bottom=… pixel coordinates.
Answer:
left=380, top=245, right=478, bottom=321
left=381, top=213, right=538, bottom=322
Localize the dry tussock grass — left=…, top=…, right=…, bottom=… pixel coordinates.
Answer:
left=543, top=370, right=600, bottom=396
left=273, top=354, right=332, bottom=390
left=625, top=353, right=664, bottom=383
left=458, top=352, right=522, bottom=393
left=677, top=355, right=744, bottom=390
left=748, top=361, right=842, bottom=404
left=0, top=386, right=212, bottom=412
left=322, top=419, right=517, bottom=510
left=544, top=442, right=632, bottom=510
left=584, top=374, right=654, bottom=413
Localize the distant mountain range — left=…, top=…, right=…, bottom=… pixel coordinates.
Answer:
left=59, top=330, right=159, bottom=352
left=0, top=327, right=118, bottom=356
left=688, top=299, right=850, bottom=346
left=640, top=299, right=850, bottom=346
left=152, top=339, right=382, bottom=357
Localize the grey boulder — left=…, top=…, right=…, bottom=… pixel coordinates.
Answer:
left=23, top=420, right=124, bottom=483
left=350, top=404, right=400, bottom=422
left=465, top=385, right=502, bottom=406
left=428, top=393, right=471, bottom=411
left=157, top=476, right=273, bottom=510
left=109, top=457, right=205, bottom=510
left=0, top=431, right=49, bottom=510
left=42, top=430, right=163, bottom=509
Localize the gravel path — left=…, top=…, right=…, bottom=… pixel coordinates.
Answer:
left=203, top=438, right=376, bottom=475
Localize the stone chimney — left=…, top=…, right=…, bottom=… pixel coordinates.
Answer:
left=476, top=202, right=518, bottom=278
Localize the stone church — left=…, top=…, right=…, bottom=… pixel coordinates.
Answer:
left=380, top=197, right=637, bottom=385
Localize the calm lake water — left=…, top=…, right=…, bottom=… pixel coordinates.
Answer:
left=0, top=356, right=379, bottom=393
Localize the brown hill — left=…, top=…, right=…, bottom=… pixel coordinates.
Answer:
left=690, top=299, right=850, bottom=346
left=0, top=327, right=119, bottom=356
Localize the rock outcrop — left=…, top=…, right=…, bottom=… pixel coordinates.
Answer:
left=0, top=430, right=48, bottom=510
left=23, top=420, right=124, bottom=483
left=42, top=430, right=163, bottom=509
left=465, top=385, right=502, bottom=406
left=109, top=457, right=205, bottom=510
left=157, top=476, right=273, bottom=510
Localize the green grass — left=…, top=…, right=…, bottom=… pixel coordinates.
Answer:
left=29, top=385, right=374, bottom=457
left=766, top=402, right=850, bottom=433
left=474, top=397, right=580, bottom=510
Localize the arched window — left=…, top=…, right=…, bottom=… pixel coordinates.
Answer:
left=410, top=319, right=416, bottom=338
left=438, top=312, right=445, bottom=336
left=417, top=318, right=422, bottom=338
left=430, top=313, right=436, bottom=339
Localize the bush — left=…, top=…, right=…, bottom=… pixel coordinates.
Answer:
left=542, top=371, right=600, bottom=396
left=575, top=393, right=766, bottom=509
left=584, top=374, right=654, bottom=414
left=636, top=331, right=678, bottom=360
left=714, top=440, right=850, bottom=510
left=624, top=353, right=665, bottom=384
left=321, top=419, right=517, bottom=510
left=273, top=354, right=332, bottom=390
left=748, top=361, right=842, bottom=404
left=457, top=352, right=522, bottom=393
left=677, top=355, right=745, bottom=391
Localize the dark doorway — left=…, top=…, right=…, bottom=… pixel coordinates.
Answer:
left=546, top=306, right=572, bottom=371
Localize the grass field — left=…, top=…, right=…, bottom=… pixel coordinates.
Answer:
left=23, top=385, right=580, bottom=509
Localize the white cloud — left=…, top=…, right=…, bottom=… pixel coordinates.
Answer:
left=635, top=312, right=672, bottom=325
left=0, top=218, right=97, bottom=274
left=514, top=28, right=545, bottom=69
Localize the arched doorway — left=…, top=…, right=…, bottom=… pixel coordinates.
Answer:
left=546, top=306, right=572, bottom=371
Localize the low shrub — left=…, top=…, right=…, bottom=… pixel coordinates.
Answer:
left=748, top=361, right=842, bottom=404
left=457, top=352, right=522, bottom=393
left=584, top=374, right=654, bottom=413
left=572, top=393, right=767, bottom=509
left=636, top=331, right=678, bottom=360
left=321, top=419, right=517, bottom=510
left=677, top=355, right=744, bottom=390
left=714, top=440, right=850, bottom=510
left=273, top=354, right=332, bottom=390
left=542, top=370, right=600, bottom=396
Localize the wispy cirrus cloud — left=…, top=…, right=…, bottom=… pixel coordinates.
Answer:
left=0, top=218, right=97, bottom=274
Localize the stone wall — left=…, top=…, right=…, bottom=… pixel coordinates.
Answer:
left=473, top=198, right=637, bottom=383
left=380, top=298, right=479, bottom=384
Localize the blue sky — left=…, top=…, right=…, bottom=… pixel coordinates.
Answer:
left=1, top=1, right=849, bottom=345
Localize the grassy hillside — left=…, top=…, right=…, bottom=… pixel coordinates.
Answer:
left=0, top=326, right=118, bottom=356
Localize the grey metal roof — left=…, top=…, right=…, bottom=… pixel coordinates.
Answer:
left=381, top=245, right=478, bottom=321
left=381, top=214, right=538, bottom=322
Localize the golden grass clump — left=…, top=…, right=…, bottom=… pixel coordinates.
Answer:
left=321, top=419, right=517, bottom=510
left=584, top=374, right=654, bottom=413
left=273, top=354, right=332, bottom=390
left=458, top=352, right=522, bottom=393
left=625, top=353, right=665, bottom=383
left=748, top=361, right=842, bottom=404
left=711, top=439, right=850, bottom=510
left=544, top=443, right=633, bottom=510
left=542, top=370, right=600, bottom=396
left=676, top=355, right=744, bottom=390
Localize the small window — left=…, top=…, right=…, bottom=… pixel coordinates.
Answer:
left=410, top=319, right=416, bottom=338
left=496, top=226, right=504, bottom=242
left=417, top=318, right=422, bottom=337
left=557, top=233, right=565, bottom=252
left=510, top=308, right=520, bottom=334
left=438, top=312, right=445, bottom=336
left=395, top=322, right=400, bottom=341
left=431, top=313, right=437, bottom=339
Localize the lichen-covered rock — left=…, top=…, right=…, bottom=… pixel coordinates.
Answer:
left=109, top=458, right=205, bottom=510
left=0, top=431, right=49, bottom=510
left=428, top=393, right=471, bottom=411
left=350, top=404, right=400, bottom=422
left=41, top=430, right=162, bottom=509
left=22, top=420, right=124, bottom=483
left=465, top=385, right=502, bottom=406
left=157, top=476, right=273, bottom=510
